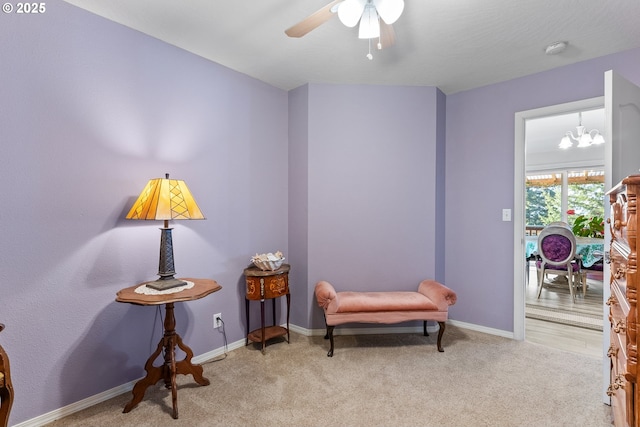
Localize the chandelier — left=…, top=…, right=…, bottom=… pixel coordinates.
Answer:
left=559, top=112, right=605, bottom=149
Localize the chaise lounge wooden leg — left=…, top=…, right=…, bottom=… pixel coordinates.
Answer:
left=326, top=326, right=335, bottom=357
left=436, top=321, right=445, bottom=352
left=423, top=321, right=429, bottom=336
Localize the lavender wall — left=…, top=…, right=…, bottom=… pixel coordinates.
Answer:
left=288, top=85, right=310, bottom=326
left=304, top=84, right=441, bottom=328
left=445, top=47, right=640, bottom=332
left=434, top=89, right=447, bottom=282
left=0, top=1, right=288, bottom=424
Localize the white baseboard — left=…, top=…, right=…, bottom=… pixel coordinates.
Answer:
left=192, top=337, right=246, bottom=364
left=293, top=319, right=513, bottom=339
left=13, top=338, right=247, bottom=427
left=13, top=381, right=136, bottom=427
left=14, top=321, right=511, bottom=426
left=448, top=319, right=515, bottom=339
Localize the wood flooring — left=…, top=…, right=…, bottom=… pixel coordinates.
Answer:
left=525, top=268, right=604, bottom=359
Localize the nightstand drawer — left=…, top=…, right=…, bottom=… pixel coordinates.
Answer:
left=245, top=273, right=289, bottom=300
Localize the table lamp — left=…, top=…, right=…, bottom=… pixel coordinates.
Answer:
left=126, top=173, right=205, bottom=291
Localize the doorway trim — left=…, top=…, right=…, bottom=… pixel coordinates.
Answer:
left=513, top=96, right=604, bottom=340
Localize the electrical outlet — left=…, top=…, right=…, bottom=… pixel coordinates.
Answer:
left=213, top=313, right=223, bottom=329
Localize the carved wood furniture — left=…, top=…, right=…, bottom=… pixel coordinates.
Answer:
left=314, top=279, right=457, bottom=357
left=0, top=324, right=13, bottom=427
left=244, top=264, right=290, bottom=354
left=607, top=175, right=640, bottom=427
left=116, top=278, right=222, bottom=419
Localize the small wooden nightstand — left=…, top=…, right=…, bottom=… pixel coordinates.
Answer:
left=244, top=264, right=290, bottom=354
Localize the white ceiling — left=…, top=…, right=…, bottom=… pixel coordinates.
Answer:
left=61, top=0, right=632, bottom=160
left=62, top=0, right=640, bottom=94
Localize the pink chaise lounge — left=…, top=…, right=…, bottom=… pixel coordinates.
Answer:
left=314, top=280, right=457, bottom=357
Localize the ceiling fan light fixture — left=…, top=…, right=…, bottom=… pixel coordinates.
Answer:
left=358, top=5, right=380, bottom=39
left=373, top=0, right=404, bottom=24
left=338, top=0, right=366, bottom=27
left=286, top=0, right=401, bottom=56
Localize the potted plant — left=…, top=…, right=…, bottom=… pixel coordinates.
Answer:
left=572, top=215, right=604, bottom=238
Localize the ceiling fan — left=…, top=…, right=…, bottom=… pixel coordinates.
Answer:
left=285, top=0, right=405, bottom=51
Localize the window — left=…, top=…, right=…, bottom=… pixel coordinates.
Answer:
left=526, top=169, right=604, bottom=229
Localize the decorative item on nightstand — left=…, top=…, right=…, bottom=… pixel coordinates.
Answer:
left=250, top=251, right=285, bottom=271
left=126, top=173, right=205, bottom=291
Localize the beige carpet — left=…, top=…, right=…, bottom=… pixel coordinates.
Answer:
left=45, top=325, right=612, bottom=427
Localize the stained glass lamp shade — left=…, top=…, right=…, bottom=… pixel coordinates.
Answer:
left=126, top=173, right=205, bottom=291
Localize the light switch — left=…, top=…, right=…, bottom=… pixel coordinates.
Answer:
left=502, top=209, right=511, bottom=221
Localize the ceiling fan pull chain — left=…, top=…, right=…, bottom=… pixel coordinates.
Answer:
left=367, top=38, right=373, bottom=60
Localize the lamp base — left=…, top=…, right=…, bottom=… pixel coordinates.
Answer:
left=145, top=277, right=187, bottom=291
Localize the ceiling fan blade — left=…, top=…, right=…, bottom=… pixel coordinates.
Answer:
left=373, top=0, right=404, bottom=25
left=377, top=21, right=395, bottom=49
left=285, top=0, right=343, bottom=38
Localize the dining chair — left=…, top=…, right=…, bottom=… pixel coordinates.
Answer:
left=549, top=221, right=570, bottom=228
left=536, top=225, right=583, bottom=302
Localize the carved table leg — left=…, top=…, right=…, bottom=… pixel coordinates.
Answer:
left=167, top=333, right=178, bottom=419
left=123, top=302, right=209, bottom=419
left=0, top=382, right=11, bottom=427
left=286, top=293, right=291, bottom=343
left=271, top=298, right=276, bottom=328
left=245, top=299, right=250, bottom=346
left=260, top=299, right=266, bottom=354
left=123, top=337, right=165, bottom=414
left=174, top=334, right=210, bottom=386
left=0, top=325, right=14, bottom=427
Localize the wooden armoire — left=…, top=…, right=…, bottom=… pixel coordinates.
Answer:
left=607, top=175, right=640, bottom=426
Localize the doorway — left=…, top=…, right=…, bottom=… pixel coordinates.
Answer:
left=515, top=72, right=640, bottom=405
left=524, top=108, right=605, bottom=356
left=513, top=97, right=604, bottom=342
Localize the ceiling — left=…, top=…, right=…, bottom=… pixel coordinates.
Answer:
left=62, top=0, right=640, bottom=95
left=60, top=1, right=634, bottom=158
